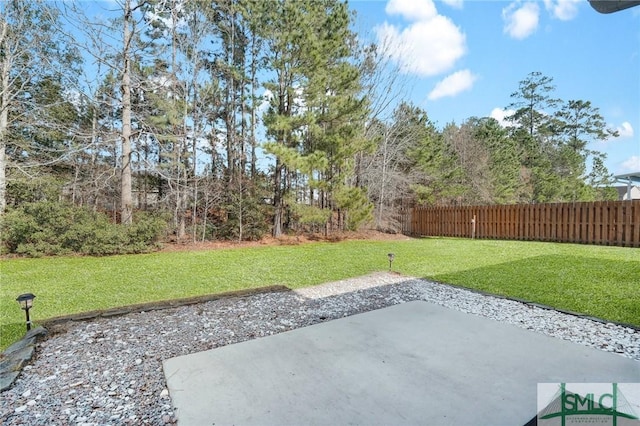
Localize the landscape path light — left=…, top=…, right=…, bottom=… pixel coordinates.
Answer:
left=16, top=293, right=36, bottom=331
left=388, top=253, right=395, bottom=271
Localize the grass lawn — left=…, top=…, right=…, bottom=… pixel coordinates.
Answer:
left=1, top=238, right=638, bottom=351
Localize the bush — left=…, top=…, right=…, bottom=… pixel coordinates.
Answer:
left=125, top=211, right=169, bottom=252
left=6, top=176, right=65, bottom=207
left=1, top=201, right=167, bottom=257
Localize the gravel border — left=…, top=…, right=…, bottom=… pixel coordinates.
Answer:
left=1, top=273, right=638, bottom=425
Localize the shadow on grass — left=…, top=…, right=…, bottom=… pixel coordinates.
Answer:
left=433, top=255, right=640, bottom=328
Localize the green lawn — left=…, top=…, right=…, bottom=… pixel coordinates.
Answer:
left=1, top=238, right=638, bottom=351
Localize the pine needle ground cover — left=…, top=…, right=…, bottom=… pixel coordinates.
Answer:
left=2, top=238, right=638, bottom=350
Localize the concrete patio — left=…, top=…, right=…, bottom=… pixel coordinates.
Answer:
left=164, top=301, right=640, bottom=425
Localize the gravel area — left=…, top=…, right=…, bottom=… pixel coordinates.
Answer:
left=1, top=272, right=639, bottom=425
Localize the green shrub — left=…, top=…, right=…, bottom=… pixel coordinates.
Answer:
left=125, top=211, right=168, bottom=252
left=0, top=201, right=167, bottom=257
left=2, top=201, right=75, bottom=256
left=6, top=176, right=65, bottom=207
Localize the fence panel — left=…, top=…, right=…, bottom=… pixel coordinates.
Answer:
left=404, top=200, right=640, bottom=247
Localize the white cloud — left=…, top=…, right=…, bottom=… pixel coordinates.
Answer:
left=442, top=0, right=464, bottom=9
left=490, top=107, right=515, bottom=127
left=64, top=88, right=83, bottom=111
left=543, top=0, right=580, bottom=21
left=385, top=0, right=437, bottom=22
left=258, top=89, right=273, bottom=114
left=502, top=2, right=540, bottom=40
left=145, top=1, right=187, bottom=30
left=621, top=156, right=640, bottom=172
left=616, top=121, right=634, bottom=138
left=428, top=69, right=477, bottom=100
left=375, top=4, right=466, bottom=77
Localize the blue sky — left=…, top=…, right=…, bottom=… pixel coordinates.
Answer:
left=349, top=0, right=640, bottom=175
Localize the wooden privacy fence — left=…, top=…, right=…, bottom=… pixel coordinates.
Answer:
left=403, top=200, right=640, bottom=247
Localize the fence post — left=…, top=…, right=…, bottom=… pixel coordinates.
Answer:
left=471, top=214, right=476, bottom=239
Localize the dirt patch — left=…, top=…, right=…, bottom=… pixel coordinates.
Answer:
left=160, top=230, right=410, bottom=253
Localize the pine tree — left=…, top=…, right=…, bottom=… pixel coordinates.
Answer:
left=262, top=0, right=370, bottom=235
left=552, top=99, right=618, bottom=200
left=467, top=117, right=524, bottom=204
left=403, top=105, right=465, bottom=206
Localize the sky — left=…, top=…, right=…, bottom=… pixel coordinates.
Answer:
left=349, top=0, right=640, bottom=176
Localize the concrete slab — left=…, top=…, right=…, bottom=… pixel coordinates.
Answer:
left=163, top=301, right=640, bottom=426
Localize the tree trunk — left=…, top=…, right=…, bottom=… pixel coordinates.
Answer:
left=250, top=32, right=258, bottom=180
left=272, top=158, right=283, bottom=237
left=120, top=0, right=133, bottom=225
left=0, top=19, right=9, bottom=214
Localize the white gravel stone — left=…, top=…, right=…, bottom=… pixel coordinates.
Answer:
left=1, top=272, right=638, bottom=425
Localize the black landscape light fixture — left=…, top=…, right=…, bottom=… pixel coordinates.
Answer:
left=16, top=293, right=36, bottom=331
left=388, top=253, right=395, bottom=271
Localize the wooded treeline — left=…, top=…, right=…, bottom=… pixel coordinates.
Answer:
left=0, top=0, right=618, bottom=246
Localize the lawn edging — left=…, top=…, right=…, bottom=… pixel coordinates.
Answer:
left=40, top=285, right=290, bottom=326
left=0, top=326, right=48, bottom=392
